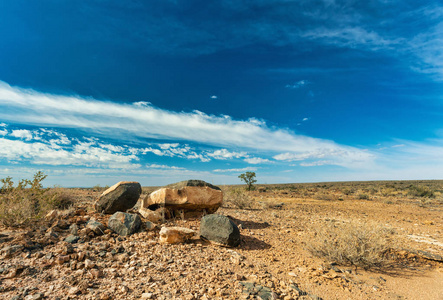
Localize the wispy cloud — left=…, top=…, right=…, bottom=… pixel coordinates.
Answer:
left=244, top=157, right=271, bottom=164
left=213, top=167, right=257, bottom=173
left=0, top=81, right=371, bottom=167
left=273, top=148, right=373, bottom=168
left=206, top=148, right=247, bottom=160
left=285, top=80, right=311, bottom=89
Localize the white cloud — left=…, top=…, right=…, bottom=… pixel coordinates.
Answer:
left=159, top=143, right=180, bottom=150
left=0, top=81, right=372, bottom=167
left=10, top=129, right=34, bottom=141
left=0, top=123, right=6, bottom=127
left=244, top=157, right=271, bottom=164
left=210, top=95, right=218, bottom=99
left=186, top=153, right=211, bottom=162
left=146, top=164, right=185, bottom=170
left=0, top=136, right=140, bottom=169
left=302, top=117, right=309, bottom=121
left=213, top=167, right=257, bottom=173
left=206, top=148, right=248, bottom=160
left=285, top=80, right=311, bottom=89
left=0, top=129, right=7, bottom=136
left=133, top=101, right=152, bottom=107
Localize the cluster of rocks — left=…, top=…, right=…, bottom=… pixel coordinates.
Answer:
left=90, top=180, right=238, bottom=247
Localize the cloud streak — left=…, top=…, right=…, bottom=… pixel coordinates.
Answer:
left=0, top=81, right=372, bottom=167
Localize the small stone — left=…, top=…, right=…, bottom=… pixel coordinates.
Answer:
left=68, top=287, right=80, bottom=295
left=64, top=234, right=80, bottom=244
left=25, top=294, right=44, bottom=300
left=84, top=259, right=95, bottom=269
left=145, top=221, right=156, bottom=231
left=45, top=210, right=59, bottom=220
left=141, top=292, right=153, bottom=299
left=159, top=227, right=195, bottom=244
left=69, top=224, right=79, bottom=235
left=89, top=268, right=102, bottom=278
left=87, top=220, right=106, bottom=236
left=56, top=255, right=70, bottom=265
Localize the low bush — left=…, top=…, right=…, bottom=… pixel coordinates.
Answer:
left=306, top=220, right=393, bottom=269
left=0, top=172, right=74, bottom=227
left=357, top=193, right=370, bottom=200
left=407, top=185, right=435, bottom=198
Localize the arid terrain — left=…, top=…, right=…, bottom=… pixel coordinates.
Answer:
left=1, top=180, right=442, bottom=300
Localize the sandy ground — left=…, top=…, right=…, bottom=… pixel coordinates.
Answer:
left=0, top=184, right=442, bottom=300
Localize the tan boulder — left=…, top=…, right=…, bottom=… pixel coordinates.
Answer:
left=159, top=226, right=195, bottom=244
left=140, top=180, right=222, bottom=218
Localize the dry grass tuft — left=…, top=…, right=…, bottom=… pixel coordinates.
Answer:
left=43, top=187, right=76, bottom=210
left=307, top=220, right=394, bottom=269
left=222, top=186, right=254, bottom=209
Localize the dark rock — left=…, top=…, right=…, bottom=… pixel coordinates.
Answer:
left=200, top=214, right=240, bottom=247
left=94, top=181, right=142, bottom=214
left=166, top=179, right=221, bottom=191
left=64, top=235, right=80, bottom=244
left=108, top=212, right=141, bottom=236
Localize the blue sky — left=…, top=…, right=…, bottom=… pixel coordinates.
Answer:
left=0, top=0, right=442, bottom=187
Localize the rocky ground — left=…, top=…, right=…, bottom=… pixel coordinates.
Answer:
left=0, top=184, right=442, bottom=300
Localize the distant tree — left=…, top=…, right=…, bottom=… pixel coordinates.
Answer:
left=238, top=172, right=257, bottom=191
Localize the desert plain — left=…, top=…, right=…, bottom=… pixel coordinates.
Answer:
left=0, top=180, right=442, bottom=300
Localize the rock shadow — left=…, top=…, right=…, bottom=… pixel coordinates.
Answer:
left=239, top=235, right=271, bottom=251
left=228, top=216, right=271, bottom=230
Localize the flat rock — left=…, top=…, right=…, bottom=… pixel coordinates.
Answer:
left=200, top=214, right=241, bottom=247
left=0, top=244, right=24, bottom=259
left=140, top=180, right=223, bottom=218
left=87, top=220, right=106, bottom=235
left=108, top=212, right=141, bottom=236
left=159, top=226, right=196, bottom=244
left=139, top=207, right=163, bottom=223
left=94, top=181, right=142, bottom=214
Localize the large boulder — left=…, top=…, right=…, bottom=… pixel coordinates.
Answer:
left=139, top=180, right=222, bottom=218
left=200, top=214, right=241, bottom=247
left=159, top=227, right=195, bottom=244
left=108, top=212, right=141, bottom=236
left=95, top=181, right=141, bottom=214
